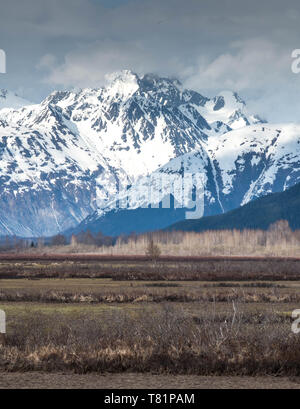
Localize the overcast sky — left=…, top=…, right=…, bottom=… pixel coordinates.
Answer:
left=0, top=0, right=300, bottom=122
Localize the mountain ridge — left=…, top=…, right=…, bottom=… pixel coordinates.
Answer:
left=165, top=182, right=300, bottom=232
left=73, top=123, right=300, bottom=237
left=0, top=70, right=294, bottom=237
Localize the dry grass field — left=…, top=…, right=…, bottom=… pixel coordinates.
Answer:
left=0, top=255, right=300, bottom=388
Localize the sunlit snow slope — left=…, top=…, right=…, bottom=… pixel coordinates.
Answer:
left=1, top=70, right=291, bottom=237
left=72, top=123, right=300, bottom=237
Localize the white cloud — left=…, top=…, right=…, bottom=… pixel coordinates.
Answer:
left=184, top=39, right=290, bottom=91
left=43, top=36, right=300, bottom=122
left=37, top=54, right=57, bottom=70
left=1, top=0, right=300, bottom=121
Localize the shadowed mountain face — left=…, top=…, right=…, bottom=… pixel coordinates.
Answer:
left=166, top=182, right=300, bottom=233
left=1, top=70, right=297, bottom=238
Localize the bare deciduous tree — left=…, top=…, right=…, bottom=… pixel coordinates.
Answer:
left=146, top=239, right=161, bottom=261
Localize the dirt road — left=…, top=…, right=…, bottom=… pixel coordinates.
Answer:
left=1, top=372, right=300, bottom=389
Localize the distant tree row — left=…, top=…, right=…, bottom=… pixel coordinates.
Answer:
left=97, top=220, right=300, bottom=257
left=0, top=236, right=37, bottom=252
left=1, top=220, right=300, bottom=257
left=50, top=230, right=114, bottom=247
left=0, top=230, right=116, bottom=252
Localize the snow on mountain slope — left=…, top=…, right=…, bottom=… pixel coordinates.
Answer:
left=206, top=124, right=300, bottom=209
left=198, top=91, right=266, bottom=130
left=0, top=123, right=114, bottom=236
left=75, top=123, right=300, bottom=236
left=0, top=89, right=33, bottom=111
left=0, top=71, right=268, bottom=236
left=1, top=72, right=207, bottom=178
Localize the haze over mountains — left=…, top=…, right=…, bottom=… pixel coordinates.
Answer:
left=0, top=89, right=33, bottom=111
left=0, top=71, right=299, bottom=237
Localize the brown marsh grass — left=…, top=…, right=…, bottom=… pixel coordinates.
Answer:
left=1, top=306, right=300, bottom=376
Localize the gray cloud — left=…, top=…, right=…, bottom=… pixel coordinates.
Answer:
left=0, top=0, right=300, bottom=121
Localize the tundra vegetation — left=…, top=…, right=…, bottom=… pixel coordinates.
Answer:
left=0, top=251, right=300, bottom=376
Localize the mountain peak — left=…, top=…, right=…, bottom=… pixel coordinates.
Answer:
left=217, top=90, right=245, bottom=107
left=105, top=70, right=139, bottom=98
left=0, top=73, right=271, bottom=237
left=197, top=90, right=265, bottom=130
left=141, top=73, right=182, bottom=89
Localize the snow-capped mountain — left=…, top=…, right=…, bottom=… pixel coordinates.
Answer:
left=75, top=124, right=300, bottom=236
left=197, top=90, right=265, bottom=131
left=206, top=123, right=300, bottom=209
left=0, top=70, right=282, bottom=237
